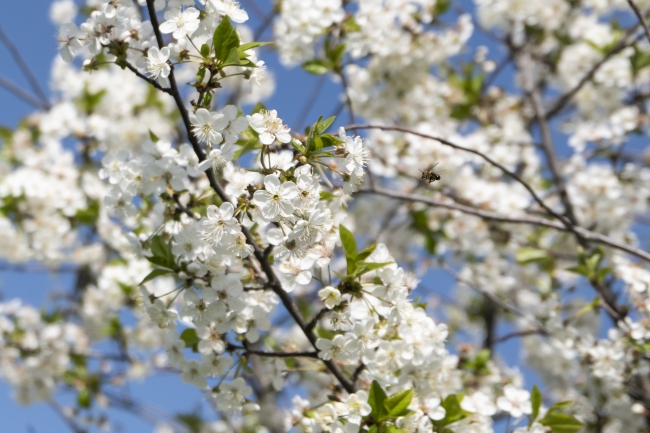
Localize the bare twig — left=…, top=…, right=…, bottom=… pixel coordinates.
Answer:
left=357, top=186, right=650, bottom=262
left=123, top=61, right=172, bottom=94
left=230, top=344, right=319, bottom=358
left=337, top=69, right=356, bottom=124
left=522, top=52, right=579, bottom=228
left=546, top=24, right=642, bottom=119
left=142, top=0, right=356, bottom=394
left=627, top=0, right=650, bottom=43
left=440, top=261, right=549, bottom=334
left=345, top=123, right=578, bottom=232
left=0, top=75, right=46, bottom=108
left=49, top=401, right=85, bottom=433
left=492, top=329, right=545, bottom=345
left=294, top=74, right=327, bottom=129
left=306, top=307, right=329, bottom=333
left=0, top=25, right=50, bottom=109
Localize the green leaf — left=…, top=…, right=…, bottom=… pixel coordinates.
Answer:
left=200, top=43, right=210, bottom=59
left=302, top=59, right=330, bottom=75
left=355, top=262, right=393, bottom=277
left=149, top=129, right=160, bottom=142
left=213, top=17, right=240, bottom=62
left=339, top=225, right=357, bottom=257
left=151, top=236, right=174, bottom=269
left=319, top=133, right=343, bottom=148
left=313, top=135, right=324, bottom=150
left=327, top=43, right=346, bottom=66
left=176, top=413, right=204, bottom=433
left=291, top=138, right=306, bottom=154
left=234, top=138, right=260, bottom=160
left=139, top=269, right=172, bottom=286
left=530, top=385, right=542, bottom=426
left=180, top=328, right=200, bottom=352
left=223, top=47, right=241, bottom=66
left=433, top=394, right=469, bottom=427
left=383, top=389, right=413, bottom=420
left=386, top=427, right=406, bottom=433
left=146, top=255, right=175, bottom=270
left=75, top=200, right=100, bottom=225
left=540, top=412, right=583, bottom=433
left=251, top=101, right=267, bottom=114
left=356, top=242, right=377, bottom=262
left=316, top=116, right=336, bottom=134
left=368, top=426, right=378, bottom=433
left=368, top=380, right=389, bottom=421
left=515, top=247, right=548, bottom=264
left=78, top=387, right=92, bottom=408
left=238, top=41, right=272, bottom=52
left=319, top=191, right=336, bottom=201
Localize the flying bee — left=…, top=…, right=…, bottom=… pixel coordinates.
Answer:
left=419, top=163, right=443, bottom=184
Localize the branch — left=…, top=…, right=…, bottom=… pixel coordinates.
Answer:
left=522, top=52, right=580, bottom=228
left=358, top=185, right=650, bottom=263
left=229, top=344, right=319, bottom=358
left=0, top=75, right=46, bottom=108
left=123, top=61, right=172, bottom=94
left=306, top=307, right=329, bottom=333
left=546, top=24, right=642, bottom=119
left=0, top=25, right=50, bottom=109
left=49, top=401, right=85, bottom=433
left=345, top=123, right=577, bottom=231
left=143, top=0, right=356, bottom=394
left=492, top=329, right=545, bottom=345
left=440, top=261, right=550, bottom=335
left=627, top=0, right=650, bottom=44
left=337, top=69, right=356, bottom=124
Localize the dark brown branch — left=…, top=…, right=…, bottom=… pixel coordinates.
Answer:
left=492, top=329, right=545, bottom=345
left=123, top=61, right=172, bottom=94
left=306, top=307, right=329, bottom=333
left=143, top=0, right=356, bottom=394
left=351, top=363, right=366, bottom=384
left=0, top=25, right=50, bottom=109
left=0, top=75, right=46, bottom=108
left=230, top=344, right=318, bottom=358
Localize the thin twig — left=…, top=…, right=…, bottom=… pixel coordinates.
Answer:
left=0, top=75, right=46, bottom=108
left=306, top=307, right=329, bottom=333
left=492, top=329, right=545, bottom=345
left=627, top=0, right=650, bottom=43
left=358, top=186, right=650, bottom=262
left=294, top=74, right=327, bottom=129
left=546, top=24, right=642, bottom=119
left=0, top=25, right=50, bottom=109
left=522, top=52, right=579, bottom=228
left=345, top=124, right=577, bottom=232
left=338, top=69, right=356, bottom=124
left=49, top=401, right=85, bottom=433
left=230, top=344, right=319, bottom=358
left=123, top=61, right=172, bottom=94
left=440, top=261, right=549, bottom=334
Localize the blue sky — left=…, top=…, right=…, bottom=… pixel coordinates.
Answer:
left=0, top=1, right=542, bottom=432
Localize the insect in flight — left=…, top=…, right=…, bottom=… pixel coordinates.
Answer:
left=419, top=163, right=443, bottom=184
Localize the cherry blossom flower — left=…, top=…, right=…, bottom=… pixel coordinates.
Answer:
left=159, top=7, right=200, bottom=39
left=252, top=174, right=299, bottom=220
left=247, top=110, right=292, bottom=144
left=190, top=108, right=227, bottom=145
left=146, top=47, right=171, bottom=87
